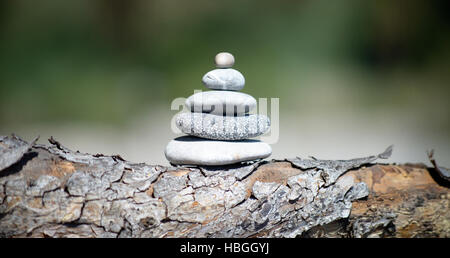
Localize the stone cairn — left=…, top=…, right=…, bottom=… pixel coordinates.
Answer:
left=165, top=52, right=272, bottom=166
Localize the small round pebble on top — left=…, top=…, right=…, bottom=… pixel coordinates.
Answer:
left=215, top=52, right=235, bottom=68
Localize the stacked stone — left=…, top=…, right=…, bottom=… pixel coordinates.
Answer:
left=165, top=52, right=272, bottom=166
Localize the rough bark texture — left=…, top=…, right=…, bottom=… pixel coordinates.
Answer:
left=0, top=135, right=448, bottom=238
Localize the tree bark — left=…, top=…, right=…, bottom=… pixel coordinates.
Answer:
left=0, top=135, right=448, bottom=238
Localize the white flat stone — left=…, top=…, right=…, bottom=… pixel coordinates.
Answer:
left=202, top=68, right=245, bottom=91
left=176, top=112, right=270, bottom=141
left=185, top=90, right=256, bottom=115
left=165, top=136, right=272, bottom=166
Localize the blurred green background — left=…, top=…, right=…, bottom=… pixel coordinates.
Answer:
left=1, top=0, right=449, bottom=166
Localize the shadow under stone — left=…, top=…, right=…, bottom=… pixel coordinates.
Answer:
left=173, top=135, right=261, bottom=143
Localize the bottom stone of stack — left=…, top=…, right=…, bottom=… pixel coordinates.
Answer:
left=165, top=136, right=272, bottom=166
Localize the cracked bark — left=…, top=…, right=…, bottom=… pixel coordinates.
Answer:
left=0, top=135, right=448, bottom=238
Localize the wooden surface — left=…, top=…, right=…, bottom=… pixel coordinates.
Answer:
left=0, top=135, right=448, bottom=238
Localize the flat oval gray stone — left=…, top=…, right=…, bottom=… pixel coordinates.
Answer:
left=176, top=112, right=270, bottom=140
left=202, top=68, right=245, bottom=91
left=185, top=90, right=256, bottom=115
left=165, top=136, right=272, bottom=165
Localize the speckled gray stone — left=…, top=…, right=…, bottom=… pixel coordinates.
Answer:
left=164, top=136, right=272, bottom=165
left=202, top=68, right=245, bottom=91
left=186, top=90, right=256, bottom=115
left=175, top=112, right=270, bottom=140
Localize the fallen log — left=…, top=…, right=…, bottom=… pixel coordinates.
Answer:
left=0, top=135, right=448, bottom=238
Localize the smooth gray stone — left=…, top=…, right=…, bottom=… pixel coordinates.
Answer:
left=215, top=52, right=235, bottom=68
left=202, top=68, right=245, bottom=91
left=175, top=112, right=270, bottom=140
left=164, top=136, right=272, bottom=165
left=185, top=90, right=256, bottom=115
